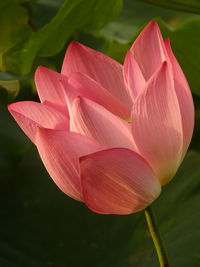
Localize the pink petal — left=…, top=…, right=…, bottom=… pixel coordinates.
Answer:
left=8, top=101, right=69, bottom=143
left=36, top=129, right=104, bottom=202
left=80, top=148, right=161, bottom=215
left=70, top=97, right=136, bottom=150
left=164, top=38, right=194, bottom=156
left=61, top=41, right=132, bottom=109
left=59, top=79, right=79, bottom=116
left=130, top=21, right=167, bottom=81
left=69, top=72, right=130, bottom=118
left=131, top=62, right=183, bottom=185
left=35, top=66, right=70, bottom=116
left=123, top=51, right=146, bottom=101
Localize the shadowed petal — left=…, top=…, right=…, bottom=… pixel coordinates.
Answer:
left=69, top=72, right=130, bottom=118
left=70, top=97, right=136, bottom=150
left=80, top=148, right=161, bottom=214
left=36, top=129, right=104, bottom=201
left=131, top=62, right=183, bottom=185
left=59, top=79, right=79, bottom=116
left=164, top=38, right=194, bottom=156
left=130, top=21, right=167, bottom=81
left=35, top=66, right=70, bottom=115
left=123, top=51, right=146, bottom=101
left=8, top=101, right=69, bottom=143
left=62, top=41, right=132, bottom=108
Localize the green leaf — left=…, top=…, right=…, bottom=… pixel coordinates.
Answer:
left=27, top=0, right=64, bottom=29
left=85, top=0, right=123, bottom=32
left=100, top=0, right=198, bottom=43
left=0, top=2, right=31, bottom=73
left=139, top=0, right=200, bottom=14
left=0, top=80, right=19, bottom=103
left=0, top=0, right=122, bottom=75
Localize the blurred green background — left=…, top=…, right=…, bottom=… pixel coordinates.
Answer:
left=0, top=0, right=200, bottom=266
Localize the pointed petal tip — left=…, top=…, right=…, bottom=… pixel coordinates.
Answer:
left=8, top=102, right=23, bottom=117
left=7, top=103, right=13, bottom=112
left=162, top=60, right=168, bottom=68
left=8, top=102, right=23, bottom=113
left=68, top=41, right=84, bottom=51
left=155, top=60, right=168, bottom=75
left=159, top=61, right=173, bottom=79
left=36, top=65, right=45, bottom=72
left=8, top=101, right=70, bottom=143
left=66, top=41, right=97, bottom=58
left=164, top=37, right=170, bottom=44
left=35, top=65, right=57, bottom=76
left=145, top=20, right=160, bottom=33
left=139, top=20, right=160, bottom=36
left=35, top=65, right=49, bottom=77
left=164, top=38, right=174, bottom=57
left=8, top=102, right=21, bottom=115
left=8, top=103, right=20, bottom=118
left=130, top=20, right=166, bottom=81
left=149, top=20, right=158, bottom=27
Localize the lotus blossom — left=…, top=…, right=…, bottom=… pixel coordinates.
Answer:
left=8, top=21, right=194, bottom=215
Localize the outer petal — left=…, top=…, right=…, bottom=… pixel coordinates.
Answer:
left=70, top=97, right=136, bottom=150
left=123, top=51, right=146, bottom=101
left=36, top=129, right=104, bottom=201
left=131, top=62, right=183, bottom=185
left=80, top=148, right=161, bottom=215
left=8, top=101, right=69, bottom=143
left=69, top=72, right=130, bottom=118
left=62, top=41, right=132, bottom=109
left=164, top=38, right=194, bottom=155
left=35, top=66, right=70, bottom=115
left=129, top=21, right=167, bottom=81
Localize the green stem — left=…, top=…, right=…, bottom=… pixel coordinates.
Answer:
left=145, top=206, right=169, bottom=267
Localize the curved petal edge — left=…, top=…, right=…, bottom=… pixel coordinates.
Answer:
left=80, top=148, right=161, bottom=215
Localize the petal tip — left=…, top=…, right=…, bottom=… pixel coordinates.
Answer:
left=35, top=65, right=56, bottom=83
left=149, top=20, right=158, bottom=27
left=141, top=20, right=160, bottom=35
left=7, top=102, right=22, bottom=113
left=68, top=41, right=82, bottom=51
left=162, top=60, right=168, bottom=67
left=35, top=65, right=47, bottom=76
left=7, top=103, right=13, bottom=112
left=147, top=20, right=160, bottom=32
left=164, top=37, right=170, bottom=44
left=164, top=38, right=172, bottom=52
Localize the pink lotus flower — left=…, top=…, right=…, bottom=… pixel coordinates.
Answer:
left=8, top=21, right=194, bottom=215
